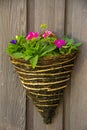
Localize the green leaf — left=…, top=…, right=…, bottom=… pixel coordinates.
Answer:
left=68, top=47, right=72, bottom=53
left=59, top=48, right=65, bottom=54
left=62, top=36, right=74, bottom=44
left=39, top=44, right=47, bottom=53
left=35, top=42, right=40, bottom=51
left=24, top=55, right=32, bottom=61
left=12, top=52, right=23, bottom=58
left=74, top=43, right=82, bottom=47
left=30, top=55, right=39, bottom=69
left=40, top=44, right=56, bottom=57
left=62, top=45, right=70, bottom=49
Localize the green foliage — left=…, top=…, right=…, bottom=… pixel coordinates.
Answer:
left=6, top=25, right=81, bottom=69
left=6, top=36, right=57, bottom=68
left=60, top=36, right=81, bottom=54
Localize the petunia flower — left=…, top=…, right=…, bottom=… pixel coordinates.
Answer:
left=54, top=39, right=66, bottom=48
left=10, top=40, right=17, bottom=44
left=26, top=32, right=39, bottom=40
left=42, top=30, right=52, bottom=38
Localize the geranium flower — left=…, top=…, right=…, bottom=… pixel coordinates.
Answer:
left=26, top=32, right=39, bottom=40
left=54, top=39, right=66, bottom=48
left=10, top=40, right=16, bottom=44
left=42, top=30, right=52, bottom=38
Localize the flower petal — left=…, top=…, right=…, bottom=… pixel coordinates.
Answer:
left=26, top=32, right=39, bottom=40
left=42, top=30, right=52, bottom=38
left=54, top=39, right=66, bottom=48
left=10, top=40, right=16, bottom=44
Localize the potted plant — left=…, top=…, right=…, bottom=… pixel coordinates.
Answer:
left=6, top=24, right=81, bottom=124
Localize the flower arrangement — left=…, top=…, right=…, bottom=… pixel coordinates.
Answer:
left=6, top=24, right=81, bottom=124
left=6, top=24, right=81, bottom=68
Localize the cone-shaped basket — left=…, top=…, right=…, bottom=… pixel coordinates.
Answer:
left=10, top=52, right=77, bottom=124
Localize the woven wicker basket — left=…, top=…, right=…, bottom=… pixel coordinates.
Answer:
left=10, top=52, right=77, bottom=124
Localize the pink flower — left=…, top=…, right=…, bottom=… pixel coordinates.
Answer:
left=42, top=30, right=52, bottom=38
left=54, top=39, right=66, bottom=48
left=26, top=32, right=39, bottom=40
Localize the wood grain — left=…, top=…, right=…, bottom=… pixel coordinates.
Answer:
left=0, top=0, right=26, bottom=129
left=64, top=0, right=87, bottom=130
left=27, top=0, right=65, bottom=130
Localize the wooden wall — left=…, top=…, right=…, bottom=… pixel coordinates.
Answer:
left=0, top=0, right=87, bottom=130
left=64, top=0, right=87, bottom=130
left=0, top=0, right=26, bottom=130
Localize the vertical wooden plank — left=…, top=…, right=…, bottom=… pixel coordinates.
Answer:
left=26, top=1, right=35, bottom=129
left=34, top=0, right=65, bottom=38
left=27, top=0, right=65, bottom=130
left=27, top=0, right=35, bottom=31
left=64, top=0, right=87, bottom=130
left=0, top=0, right=26, bottom=129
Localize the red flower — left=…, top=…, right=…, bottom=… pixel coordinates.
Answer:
left=26, top=32, right=39, bottom=40
left=42, top=30, right=52, bottom=38
left=54, top=39, right=66, bottom=48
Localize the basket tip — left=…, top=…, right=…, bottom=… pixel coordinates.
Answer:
left=39, top=107, right=57, bottom=124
